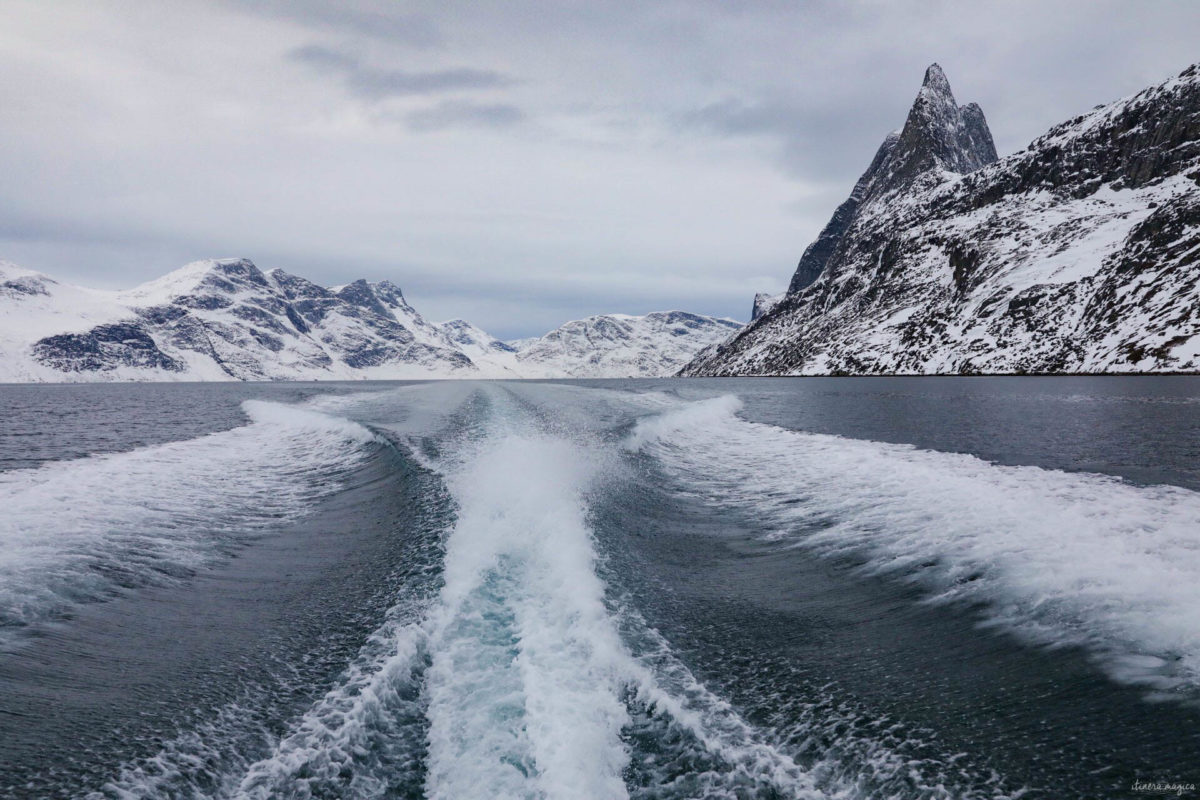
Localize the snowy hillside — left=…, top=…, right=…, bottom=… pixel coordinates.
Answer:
left=684, top=63, right=1200, bottom=376
left=0, top=259, right=739, bottom=381
left=0, top=259, right=474, bottom=382
left=439, top=319, right=524, bottom=377
left=511, top=312, right=742, bottom=378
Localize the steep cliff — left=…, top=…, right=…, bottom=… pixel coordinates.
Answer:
left=684, top=63, right=1200, bottom=376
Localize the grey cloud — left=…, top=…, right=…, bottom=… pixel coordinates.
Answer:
left=681, top=98, right=798, bottom=137
left=677, top=94, right=903, bottom=182
left=349, top=67, right=512, bottom=99
left=288, top=43, right=357, bottom=70
left=405, top=101, right=526, bottom=132
left=289, top=44, right=514, bottom=99
left=5, top=0, right=1200, bottom=338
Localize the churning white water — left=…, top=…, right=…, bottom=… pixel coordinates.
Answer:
left=630, top=395, right=1200, bottom=698
left=0, top=400, right=379, bottom=646
left=223, top=388, right=830, bottom=800
left=30, top=380, right=1193, bottom=800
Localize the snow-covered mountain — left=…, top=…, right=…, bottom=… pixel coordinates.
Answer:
left=438, top=318, right=524, bottom=377
left=684, top=62, right=1200, bottom=376
left=510, top=312, right=742, bottom=378
left=0, top=258, right=478, bottom=382
left=750, top=293, right=783, bottom=322
left=0, top=258, right=737, bottom=381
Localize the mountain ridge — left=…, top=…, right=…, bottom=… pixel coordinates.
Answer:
left=684, top=62, right=1200, bottom=377
left=788, top=63, right=998, bottom=294
left=0, top=258, right=739, bottom=382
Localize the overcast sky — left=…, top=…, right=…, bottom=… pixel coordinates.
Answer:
left=2, top=0, right=1198, bottom=337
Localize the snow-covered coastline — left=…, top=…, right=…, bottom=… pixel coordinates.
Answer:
left=685, top=63, right=1200, bottom=377
left=0, top=258, right=741, bottom=382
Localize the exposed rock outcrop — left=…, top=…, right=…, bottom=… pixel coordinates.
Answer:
left=685, top=63, right=1200, bottom=376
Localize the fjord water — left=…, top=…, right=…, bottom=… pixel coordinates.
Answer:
left=0, top=378, right=1197, bottom=799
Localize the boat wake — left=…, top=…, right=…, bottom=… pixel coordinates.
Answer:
left=229, top=392, right=831, bottom=800
left=0, top=400, right=381, bottom=648
left=629, top=394, right=1200, bottom=701
left=73, top=382, right=1197, bottom=799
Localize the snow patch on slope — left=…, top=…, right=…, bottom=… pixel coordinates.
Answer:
left=1, top=260, right=744, bottom=381
left=514, top=312, right=742, bottom=378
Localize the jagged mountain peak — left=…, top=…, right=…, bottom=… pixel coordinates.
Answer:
left=786, top=64, right=997, bottom=295
left=334, top=279, right=392, bottom=318
left=920, top=62, right=952, bottom=97
left=440, top=318, right=519, bottom=355
left=372, top=280, right=405, bottom=303
left=368, top=280, right=411, bottom=316
left=686, top=61, right=1200, bottom=378
left=269, top=268, right=333, bottom=300
left=887, top=63, right=998, bottom=190
left=122, top=257, right=268, bottom=307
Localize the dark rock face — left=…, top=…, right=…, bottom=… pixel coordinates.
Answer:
left=23, top=259, right=475, bottom=379
left=685, top=63, right=1200, bottom=377
left=1079, top=190, right=1200, bottom=364
left=1, top=276, right=50, bottom=297
left=787, top=65, right=997, bottom=294
left=370, top=280, right=407, bottom=309
left=883, top=65, right=998, bottom=191
left=33, top=324, right=185, bottom=373
left=789, top=133, right=902, bottom=293
left=284, top=305, right=310, bottom=334
left=955, top=63, right=1200, bottom=209
left=336, top=279, right=394, bottom=319
left=750, top=293, right=780, bottom=321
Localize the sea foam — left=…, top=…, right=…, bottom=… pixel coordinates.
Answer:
left=232, top=387, right=827, bottom=800
left=0, top=401, right=379, bottom=645
left=629, top=395, right=1200, bottom=699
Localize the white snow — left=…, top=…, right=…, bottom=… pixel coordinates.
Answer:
left=121, top=258, right=229, bottom=306
left=631, top=395, right=1200, bottom=700
left=0, top=259, right=745, bottom=382
left=513, top=312, right=742, bottom=379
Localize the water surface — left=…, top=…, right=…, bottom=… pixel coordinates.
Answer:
left=0, top=376, right=1196, bottom=799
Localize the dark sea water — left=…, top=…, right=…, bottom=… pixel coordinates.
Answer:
left=0, top=377, right=1197, bottom=799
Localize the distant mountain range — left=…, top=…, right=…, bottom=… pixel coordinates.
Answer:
left=684, top=62, right=1200, bottom=376
left=0, top=258, right=739, bottom=382
left=8, top=64, right=1196, bottom=383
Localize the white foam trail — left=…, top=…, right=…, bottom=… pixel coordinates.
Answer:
left=0, top=400, right=379, bottom=643
left=87, top=383, right=1011, bottom=798
left=300, top=381, right=485, bottom=438
left=224, top=399, right=636, bottom=800
left=496, top=381, right=683, bottom=437
left=414, top=388, right=832, bottom=799
left=302, top=381, right=501, bottom=476
left=423, top=432, right=632, bottom=800
left=629, top=395, right=1200, bottom=698
left=234, top=617, right=430, bottom=799
left=233, top=389, right=825, bottom=799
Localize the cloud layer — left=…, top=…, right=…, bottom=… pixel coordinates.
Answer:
left=0, top=0, right=1197, bottom=336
